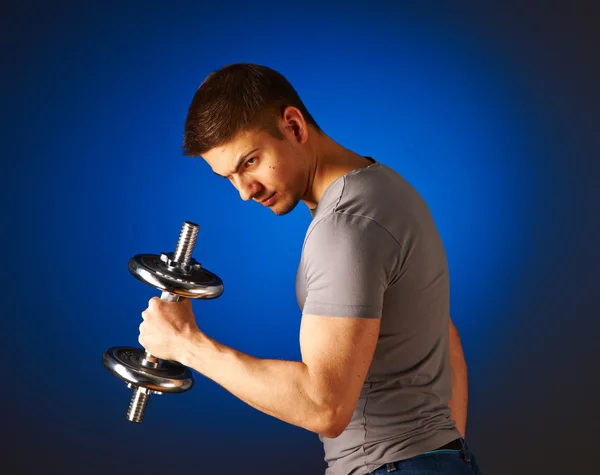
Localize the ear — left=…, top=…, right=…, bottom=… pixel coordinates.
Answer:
left=281, top=106, right=309, bottom=144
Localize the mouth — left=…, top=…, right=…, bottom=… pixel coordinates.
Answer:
left=261, top=192, right=277, bottom=207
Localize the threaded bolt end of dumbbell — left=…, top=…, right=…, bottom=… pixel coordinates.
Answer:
left=173, top=221, right=199, bottom=265
left=127, top=387, right=150, bottom=423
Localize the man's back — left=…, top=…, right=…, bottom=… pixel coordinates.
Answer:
left=296, top=159, right=460, bottom=475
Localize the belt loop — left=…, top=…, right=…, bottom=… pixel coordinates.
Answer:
left=385, top=462, right=397, bottom=472
left=460, top=438, right=471, bottom=463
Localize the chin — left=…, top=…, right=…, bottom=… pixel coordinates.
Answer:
left=273, top=197, right=300, bottom=216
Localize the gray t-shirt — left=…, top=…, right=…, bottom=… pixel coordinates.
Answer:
left=296, top=160, right=461, bottom=475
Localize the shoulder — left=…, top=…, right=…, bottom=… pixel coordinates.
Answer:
left=301, top=212, right=402, bottom=277
left=306, top=211, right=400, bottom=249
left=334, top=162, right=415, bottom=215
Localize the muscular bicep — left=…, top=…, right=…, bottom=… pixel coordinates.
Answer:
left=299, top=313, right=380, bottom=429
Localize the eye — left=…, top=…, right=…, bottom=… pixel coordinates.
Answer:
left=245, top=157, right=257, bottom=167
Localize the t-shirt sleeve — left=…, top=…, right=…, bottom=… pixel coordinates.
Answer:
left=301, top=213, right=401, bottom=319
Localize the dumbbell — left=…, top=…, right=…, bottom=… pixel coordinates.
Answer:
left=102, top=221, right=224, bottom=423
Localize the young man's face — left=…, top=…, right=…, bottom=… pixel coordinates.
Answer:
left=202, top=125, right=311, bottom=216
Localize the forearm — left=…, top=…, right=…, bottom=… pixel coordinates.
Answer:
left=448, top=320, right=468, bottom=438
left=179, top=332, right=336, bottom=436
left=449, top=354, right=468, bottom=437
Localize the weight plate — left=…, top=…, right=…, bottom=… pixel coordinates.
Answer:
left=128, top=254, right=224, bottom=299
left=103, top=347, right=194, bottom=393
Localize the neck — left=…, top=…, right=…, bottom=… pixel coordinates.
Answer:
left=301, top=131, right=372, bottom=209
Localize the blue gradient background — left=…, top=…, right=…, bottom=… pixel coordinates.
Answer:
left=2, top=2, right=598, bottom=474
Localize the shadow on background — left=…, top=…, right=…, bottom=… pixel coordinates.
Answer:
left=2, top=1, right=598, bottom=474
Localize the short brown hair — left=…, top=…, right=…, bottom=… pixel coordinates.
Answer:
left=182, top=63, right=321, bottom=156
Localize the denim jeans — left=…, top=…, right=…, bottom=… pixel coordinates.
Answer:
left=366, top=439, right=484, bottom=475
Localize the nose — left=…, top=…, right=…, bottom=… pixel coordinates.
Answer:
left=235, top=176, right=261, bottom=202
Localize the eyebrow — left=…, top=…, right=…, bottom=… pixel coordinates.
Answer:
left=213, top=148, right=259, bottom=178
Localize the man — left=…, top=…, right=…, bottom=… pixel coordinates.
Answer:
left=138, top=63, right=483, bottom=475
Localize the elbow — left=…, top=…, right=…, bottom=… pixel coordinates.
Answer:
left=314, top=406, right=352, bottom=439
left=320, top=421, right=347, bottom=439
left=318, top=420, right=348, bottom=439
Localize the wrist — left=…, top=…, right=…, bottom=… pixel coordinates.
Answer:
left=178, top=328, right=213, bottom=369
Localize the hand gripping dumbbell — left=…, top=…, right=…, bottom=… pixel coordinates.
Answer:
left=102, top=221, right=224, bottom=423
